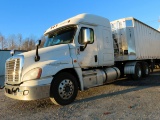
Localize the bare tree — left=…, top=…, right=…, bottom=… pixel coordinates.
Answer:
left=7, top=34, right=18, bottom=50
left=0, top=34, right=8, bottom=50
left=0, top=33, right=43, bottom=51
left=0, top=35, right=4, bottom=49
left=21, top=37, right=35, bottom=51
left=17, top=34, right=22, bottom=50
left=21, top=38, right=29, bottom=50
left=28, top=39, right=35, bottom=50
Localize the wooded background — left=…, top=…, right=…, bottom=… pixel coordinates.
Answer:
left=0, top=33, right=46, bottom=50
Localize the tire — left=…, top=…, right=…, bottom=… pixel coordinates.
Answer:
left=126, top=74, right=132, bottom=80
left=142, top=62, right=150, bottom=77
left=132, top=63, right=142, bottom=80
left=50, top=72, right=78, bottom=105
left=150, top=60, right=155, bottom=73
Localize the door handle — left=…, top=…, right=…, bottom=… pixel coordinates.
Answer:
left=95, top=55, right=97, bottom=62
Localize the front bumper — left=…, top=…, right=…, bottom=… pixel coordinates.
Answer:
left=5, top=84, right=50, bottom=100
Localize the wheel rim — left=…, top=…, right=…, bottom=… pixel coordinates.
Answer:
left=145, top=67, right=149, bottom=75
left=137, top=67, right=142, bottom=77
left=58, top=79, right=74, bottom=100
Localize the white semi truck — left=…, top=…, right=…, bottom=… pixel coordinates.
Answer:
left=3, top=14, right=160, bottom=105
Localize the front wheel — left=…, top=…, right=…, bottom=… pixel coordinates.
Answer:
left=50, top=72, right=78, bottom=105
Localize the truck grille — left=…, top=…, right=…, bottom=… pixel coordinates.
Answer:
left=6, top=58, right=21, bottom=83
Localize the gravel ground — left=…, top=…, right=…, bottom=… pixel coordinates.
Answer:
left=0, top=69, right=160, bottom=120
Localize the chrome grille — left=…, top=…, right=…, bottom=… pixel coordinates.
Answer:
left=6, top=58, right=21, bottom=83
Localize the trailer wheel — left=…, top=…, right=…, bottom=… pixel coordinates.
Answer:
left=50, top=72, right=78, bottom=105
left=132, top=63, right=142, bottom=80
left=142, top=62, right=149, bottom=77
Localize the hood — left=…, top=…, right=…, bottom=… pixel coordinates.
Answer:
left=19, top=44, right=71, bottom=70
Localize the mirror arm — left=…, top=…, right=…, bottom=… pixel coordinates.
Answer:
left=35, top=40, right=41, bottom=62
left=80, top=41, right=89, bottom=51
left=35, top=46, right=40, bottom=62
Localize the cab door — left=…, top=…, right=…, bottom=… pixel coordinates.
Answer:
left=76, top=25, right=98, bottom=68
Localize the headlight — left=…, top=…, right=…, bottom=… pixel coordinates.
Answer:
left=23, top=67, right=42, bottom=81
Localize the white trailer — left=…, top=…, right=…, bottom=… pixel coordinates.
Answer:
left=0, top=50, right=26, bottom=87
left=111, top=17, right=160, bottom=78
left=111, top=17, right=160, bottom=61
left=3, top=14, right=160, bottom=105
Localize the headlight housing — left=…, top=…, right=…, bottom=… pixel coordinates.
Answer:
left=23, top=67, right=42, bottom=81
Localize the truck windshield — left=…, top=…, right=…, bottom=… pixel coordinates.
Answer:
left=44, top=26, right=77, bottom=47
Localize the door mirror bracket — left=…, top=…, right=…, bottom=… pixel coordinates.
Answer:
left=35, top=40, right=41, bottom=62
left=80, top=41, right=90, bottom=51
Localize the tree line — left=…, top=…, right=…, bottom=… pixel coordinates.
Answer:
left=0, top=33, right=46, bottom=51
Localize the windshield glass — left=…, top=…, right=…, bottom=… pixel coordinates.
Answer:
left=44, top=26, right=77, bottom=47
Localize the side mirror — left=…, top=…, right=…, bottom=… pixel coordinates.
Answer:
left=10, top=50, right=15, bottom=56
left=80, top=28, right=92, bottom=51
left=83, top=28, right=91, bottom=43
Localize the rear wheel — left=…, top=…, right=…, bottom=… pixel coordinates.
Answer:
left=132, top=63, right=142, bottom=80
left=142, top=62, right=149, bottom=77
left=126, top=74, right=132, bottom=80
left=50, top=72, right=78, bottom=105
